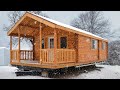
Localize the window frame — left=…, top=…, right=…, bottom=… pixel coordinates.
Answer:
left=91, top=39, right=98, bottom=50
left=42, top=38, right=45, bottom=49
left=60, top=36, right=68, bottom=49
left=102, top=41, right=106, bottom=50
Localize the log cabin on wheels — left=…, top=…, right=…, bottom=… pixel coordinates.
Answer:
left=7, top=12, right=108, bottom=71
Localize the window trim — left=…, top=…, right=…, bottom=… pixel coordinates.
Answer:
left=48, top=36, right=54, bottom=49
left=102, top=41, right=106, bottom=50
left=91, top=39, right=98, bottom=50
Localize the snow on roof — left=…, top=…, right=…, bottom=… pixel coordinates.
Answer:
left=28, top=12, right=107, bottom=41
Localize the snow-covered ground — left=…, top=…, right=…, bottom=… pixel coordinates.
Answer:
left=0, top=65, right=48, bottom=79
left=0, top=64, right=120, bottom=79
left=73, top=65, right=120, bottom=79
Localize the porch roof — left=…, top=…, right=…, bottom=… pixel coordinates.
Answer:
left=7, top=12, right=108, bottom=42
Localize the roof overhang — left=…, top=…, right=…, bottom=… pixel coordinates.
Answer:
left=7, top=12, right=108, bottom=42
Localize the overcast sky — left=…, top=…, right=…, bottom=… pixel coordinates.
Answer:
left=0, top=11, right=120, bottom=47
left=0, top=11, right=120, bottom=30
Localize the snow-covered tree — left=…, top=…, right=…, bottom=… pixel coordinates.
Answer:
left=3, top=11, right=49, bottom=31
left=107, top=40, right=120, bottom=65
left=70, top=11, right=114, bottom=38
left=3, top=11, right=49, bottom=46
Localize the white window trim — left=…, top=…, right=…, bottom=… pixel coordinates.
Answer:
left=92, top=39, right=98, bottom=49
left=48, top=36, right=54, bottom=49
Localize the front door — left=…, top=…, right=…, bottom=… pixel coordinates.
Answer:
left=48, top=37, right=54, bottom=61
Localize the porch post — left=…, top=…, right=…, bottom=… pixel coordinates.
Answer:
left=54, top=27, right=57, bottom=64
left=10, top=36, right=12, bottom=63
left=18, top=26, right=20, bottom=63
left=75, top=34, right=78, bottom=63
left=39, top=23, right=42, bottom=64
left=33, top=37, right=35, bottom=61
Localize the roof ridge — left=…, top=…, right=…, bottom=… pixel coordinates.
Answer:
left=27, top=12, right=108, bottom=41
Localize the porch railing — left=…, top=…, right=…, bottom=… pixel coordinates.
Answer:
left=41, top=49, right=54, bottom=64
left=57, top=49, right=76, bottom=63
left=41, top=49, right=76, bottom=64
left=11, top=49, right=76, bottom=64
left=11, top=50, right=33, bottom=62
left=20, top=50, right=33, bottom=60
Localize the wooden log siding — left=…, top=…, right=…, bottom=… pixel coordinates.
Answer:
left=54, top=27, right=57, bottom=64
left=10, top=36, right=12, bottom=63
left=39, top=23, right=42, bottom=64
left=18, top=26, right=20, bottom=63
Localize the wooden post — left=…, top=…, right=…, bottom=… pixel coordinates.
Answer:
left=10, top=36, right=12, bottom=63
left=98, top=40, right=100, bottom=60
left=54, top=27, right=57, bottom=64
left=33, top=37, right=35, bottom=61
left=106, top=42, right=108, bottom=60
left=18, top=26, right=20, bottom=63
left=39, top=23, right=42, bottom=64
left=75, top=34, right=78, bottom=63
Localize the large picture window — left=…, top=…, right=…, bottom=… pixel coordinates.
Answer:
left=60, top=37, right=67, bottom=48
left=92, top=39, right=98, bottom=49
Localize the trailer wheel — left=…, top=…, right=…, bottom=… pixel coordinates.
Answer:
left=41, top=71, right=49, bottom=77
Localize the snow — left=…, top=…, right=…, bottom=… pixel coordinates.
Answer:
left=0, top=65, right=48, bottom=79
left=28, top=12, right=107, bottom=41
left=72, top=65, right=120, bottom=79
left=0, top=64, right=120, bottom=79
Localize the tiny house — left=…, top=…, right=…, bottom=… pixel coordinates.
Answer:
left=7, top=12, right=108, bottom=70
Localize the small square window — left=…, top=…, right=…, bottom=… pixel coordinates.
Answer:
left=102, top=42, right=106, bottom=50
left=92, top=40, right=98, bottom=49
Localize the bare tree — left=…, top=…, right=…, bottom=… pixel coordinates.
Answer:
left=71, top=11, right=113, bottom=38
left=107, top=40, right=120, bottom=65
left=3, top=11, right=49, bottom=47
left=3, top=11, right=49, bottom=31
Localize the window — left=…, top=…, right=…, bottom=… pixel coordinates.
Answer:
left=60, top=37, right=67, bottom=48
left=48, top=37, right=54, bottom=49
left=42, top=38, right=45, bottom=49
left=50, top=38, right=54, bottom=48
left=92, top=39, right=98, bottom=49
left=102, top=42, right=106, bottom=50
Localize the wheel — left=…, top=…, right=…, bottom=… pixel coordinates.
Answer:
left=41, top=71, right=49, bottom=77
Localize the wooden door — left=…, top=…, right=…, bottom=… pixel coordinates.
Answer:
left=48, top=37, right=54, bottom=61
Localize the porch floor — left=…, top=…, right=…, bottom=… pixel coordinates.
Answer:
left=12, top=60, right=39, bottom=64
left=20, top=60, right=39, bottom=64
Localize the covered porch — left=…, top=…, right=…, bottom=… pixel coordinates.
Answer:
left=8, top=13, right=78, bottom=69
